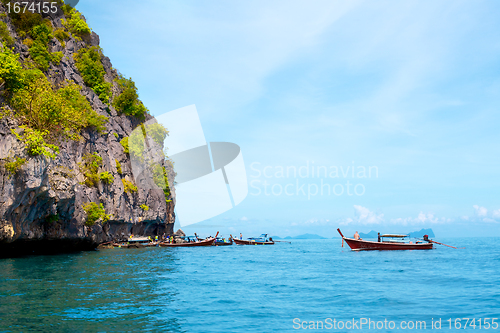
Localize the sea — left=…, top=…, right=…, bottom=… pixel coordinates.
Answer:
left=0, top=238, right=499, bottom=332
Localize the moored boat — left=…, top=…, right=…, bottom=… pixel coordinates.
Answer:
left=112, top=237, right=158, bottom=248
left=233, top=234, right=274, bottom=245
left=158, top=237, right=216, bottom=247
left=337, top=228, right=433, bottom=251
left=213, top=237, right=233, bottom=246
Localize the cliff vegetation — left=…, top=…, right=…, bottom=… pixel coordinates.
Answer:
left=0, top=0, right=175, bottom=257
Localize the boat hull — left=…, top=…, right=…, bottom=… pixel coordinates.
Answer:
left=344, top=238, right=433, bottom=251
left=158, top=237, right=215, bottom=247
left=213, top=240, right=233, bottom=246
left=233, top=238, right=274, bottom=245
left=112, top=242, right=158, bottom=248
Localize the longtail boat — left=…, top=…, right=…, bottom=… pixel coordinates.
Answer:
left=158, top=237, right=215, bottom=247
left=232, top=234, right=275, bottom=245
left=337, top=228, right=433, bottom=251
left=158, top=233, right=217, bottom=247
left=112, top=237, right=158, bottom=248
left=213, top=237, right=233, bottom=246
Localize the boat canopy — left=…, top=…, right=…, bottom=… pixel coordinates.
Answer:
left=380, top=234, right=408, bottom=238
left=129, top=237, right=150, bottom=243
left=248, top=234, right=269, bottom=241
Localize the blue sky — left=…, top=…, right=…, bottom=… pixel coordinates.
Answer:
left=78, top=0, right=500, bottom=237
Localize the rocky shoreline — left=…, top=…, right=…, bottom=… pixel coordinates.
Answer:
left=0, top=221, right=174, bottom=258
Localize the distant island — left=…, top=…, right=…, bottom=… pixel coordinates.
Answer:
left=271, top=233, right=327, bottom=240
left=359, top=228, right=435, bottom=238
left=272, top=228, right=435, bottom=240
left=359, top=230, right=379, bottom=238
left=409, top=228, right=435, bottom=238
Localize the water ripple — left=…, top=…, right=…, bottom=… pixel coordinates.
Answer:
left=0, top=238, right=498, bottom=332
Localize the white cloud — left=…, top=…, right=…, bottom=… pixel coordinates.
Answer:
left=338, top=218, right=354, bottom=226
left=354, top=205, right=385, bottom=224
left=339, top=206, right=452, bottom=226
left=294, top=218, right=333, bottom=226
left=339, top=206, right=384, bottom=226
left=473, top=205, right=488, bottom=217
left=390, top=212, right=451, bottom=226
left=416, top=212, right=438, bottom=223
left=469, top=205, right=500, bottom=223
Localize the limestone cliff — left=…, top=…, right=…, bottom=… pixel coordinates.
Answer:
left=0, top=2, right=175, bottom=256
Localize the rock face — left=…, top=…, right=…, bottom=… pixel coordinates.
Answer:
left=174, top=229, right=186, bottom=243
left=0, top=4, right=175, bottom=257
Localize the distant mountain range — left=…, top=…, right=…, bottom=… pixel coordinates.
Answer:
left=272, top=228, right=435, bottom=240
left=358, top=228, right=435, bottom=239
left=359, top=230, right=379, bottom=238
left=272, top=234, right=327, bottom=240
left=409, top=228, right=435, bottom=238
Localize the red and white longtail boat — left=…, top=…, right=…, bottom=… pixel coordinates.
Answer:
left=337, top=228, right=433, bottom=251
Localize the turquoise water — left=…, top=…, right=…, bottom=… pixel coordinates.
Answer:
left=0, top=238, right=499, bottom=332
